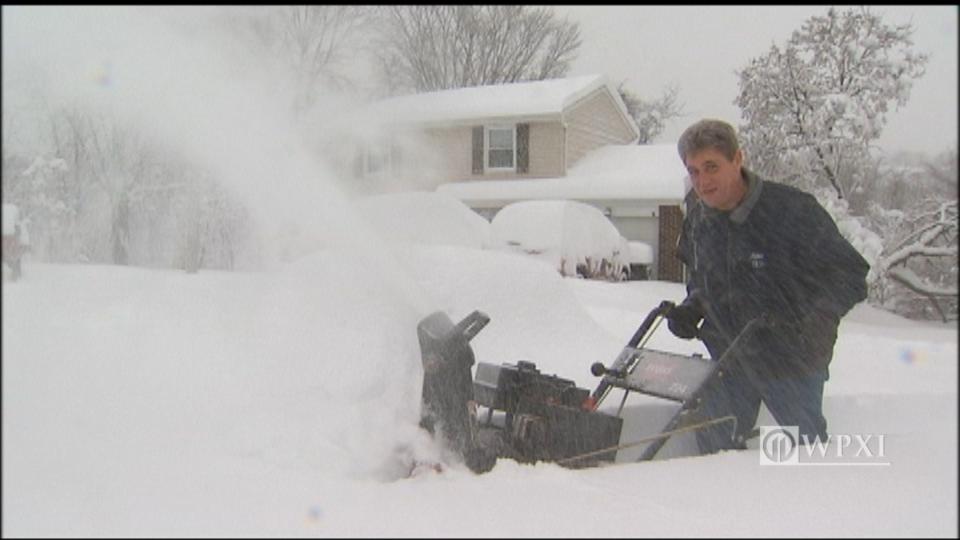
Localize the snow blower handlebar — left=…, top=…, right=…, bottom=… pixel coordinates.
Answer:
left=453, top=310, right=490, bottom=343
left=583, top=300, right=676, bottom=411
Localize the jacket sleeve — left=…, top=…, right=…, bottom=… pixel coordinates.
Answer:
left=794, top=193, right=870, bottom=319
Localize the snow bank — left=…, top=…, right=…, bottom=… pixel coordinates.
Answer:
left=2, top=255, right=956, bottom=537
left=626, top=240, right=654, bottom=264
left=354, top=191, right=491, bottom=249
left=397, top=245, right=625, bottom=380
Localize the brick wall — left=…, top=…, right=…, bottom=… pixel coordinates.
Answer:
left=657, top=205, right=684, bottom=283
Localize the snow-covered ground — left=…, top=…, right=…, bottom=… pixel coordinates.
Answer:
left=3, top=6, right=956, bottom=536
left=3, top=238, right=957, bottom=537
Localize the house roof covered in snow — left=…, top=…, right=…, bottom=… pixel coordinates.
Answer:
left=437, top=144, right=690, bottom=205
left=363, top=74, right=638, bottom=136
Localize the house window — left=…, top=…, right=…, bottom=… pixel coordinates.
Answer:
left=485, top=125, right=515, bottom=170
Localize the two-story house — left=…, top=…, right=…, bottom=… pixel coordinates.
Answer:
left=345, top=74, right=688, bottom=281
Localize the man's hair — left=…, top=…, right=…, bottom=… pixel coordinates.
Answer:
left=677, top=119, right=740, bottom=163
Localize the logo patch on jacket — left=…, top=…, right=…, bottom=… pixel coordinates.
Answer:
left=749, top=252, right=767, bottom=269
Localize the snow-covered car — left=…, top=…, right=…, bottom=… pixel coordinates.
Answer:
left=488, top=199, right=626, bottom=280
left=355, top=191, right=491, bottom=249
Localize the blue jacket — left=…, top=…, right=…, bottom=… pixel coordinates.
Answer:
left=676, top=169, right=870, bottom=379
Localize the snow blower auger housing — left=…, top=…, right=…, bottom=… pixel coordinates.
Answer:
left=418, top=302, right=758, bottom=474
left=417, top=310, right=622, bottom=473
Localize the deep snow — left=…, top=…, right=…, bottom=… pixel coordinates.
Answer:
left=1, top=6, right=957, bottom=536
left=2, top=241, right=957, bottom=537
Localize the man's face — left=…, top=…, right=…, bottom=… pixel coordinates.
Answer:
left=683, top=148, right=746, bottom=211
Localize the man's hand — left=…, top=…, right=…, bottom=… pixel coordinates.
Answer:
left=666, top=302, right=703, bottom=340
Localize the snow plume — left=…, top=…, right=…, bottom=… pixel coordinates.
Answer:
left=6, top=6, right=436, bottom=305
left=3, top=6, right=449, bottom=477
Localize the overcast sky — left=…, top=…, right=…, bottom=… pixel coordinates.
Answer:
left=554, top=5, right=958, bottom=156
left=2, top=6, right=956, bottom=159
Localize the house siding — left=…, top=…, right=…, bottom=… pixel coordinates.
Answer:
left=413, top=121, right=565, bottom=184
left=565, top=88, right=636, bottom=168
left=425, top=126, right=473, bottom=182
left=367, top=88, right=636, bottom=188
left=528, top=122, right=565, bottom=178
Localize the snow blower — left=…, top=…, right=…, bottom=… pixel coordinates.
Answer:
left=417, top=301, right=766, bottom=473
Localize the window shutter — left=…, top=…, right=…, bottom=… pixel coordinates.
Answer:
left=472, top=126, right=484, bottom=175
left=516, top=123, right=529, bottom=174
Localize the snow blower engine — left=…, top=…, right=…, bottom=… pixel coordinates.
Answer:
left=417, top=302, right=756, bottom=473
left=417, top=310, right=620, bottom=473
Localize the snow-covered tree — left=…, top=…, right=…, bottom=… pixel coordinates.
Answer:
left=4, top=102, right=263, bottom=273
left=735, top=7, right=928, bottom=206
left=617, top=83, right=685, bottom=145
left=15, top=155, right=75, bottom=262
left=814, top=150, right=957, bottom=321
left=876, top=149, right=957, bottom=321
left=373, top=6, right=581, bottom=94
left=875, top=198, right=958, bottom=321
left=924, top=147, right=959, bottom=201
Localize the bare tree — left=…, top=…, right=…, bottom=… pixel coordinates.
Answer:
left=177, top=171, right=256, bottom=273
left=224, top=6, right=376, bottom=111
left=736, top=7, right=928, bottom=204
left=374, top=5, right=581, bottom=94
left=617, top=83, right=685, bottom=145
left=16, top=155, right=73, bottom=262
left=47, top=107, right=151, bottom=265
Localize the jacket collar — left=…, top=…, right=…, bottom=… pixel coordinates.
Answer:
left=699, top=168, right=764, bottom=224
left=729, top=168, right=764, bottom=224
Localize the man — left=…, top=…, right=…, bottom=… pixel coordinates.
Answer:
left=667, top=119, right=870, bottom=453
